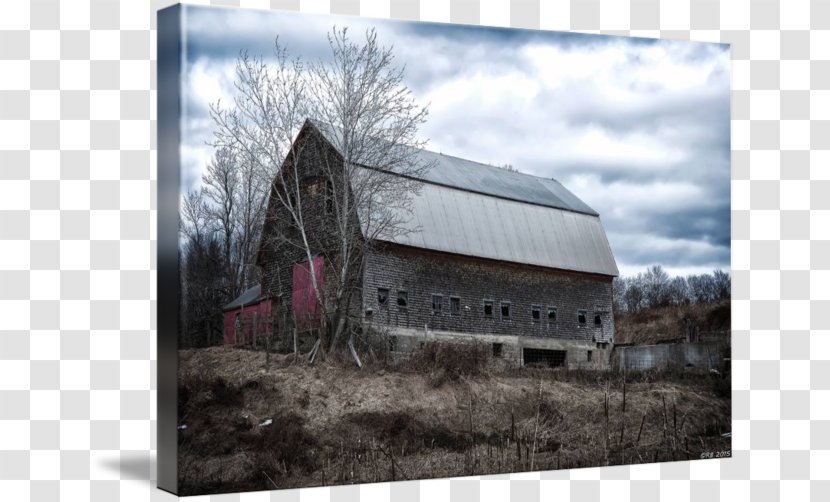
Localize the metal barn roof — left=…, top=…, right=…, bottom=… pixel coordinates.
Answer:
left=367, top=177, right=619, bottom=277
left=223, top=285, right=262, bottom=311
left=306, top=120, right=618, bottom=277
left=395, top=149, right=598, bottom=216
left=309, top=120, right=598, bottom=216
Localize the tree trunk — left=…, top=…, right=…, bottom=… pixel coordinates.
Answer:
left=331, top=313, right=347, bottom=349
left=348, top=333, right=362, bottom=368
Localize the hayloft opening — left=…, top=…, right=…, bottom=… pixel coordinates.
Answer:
left=501, top=302, right=511, bottom=320
left=397, top=291, right=408, bottom=308
left=523, top=348, right=566, bottom=367
left=578, top=310, right=587, bottom=325
left=301, top=176, right=323, bottom=196
left=594, top=313, right=602, bottom=326
left=531, top=305, right=541, bottom=322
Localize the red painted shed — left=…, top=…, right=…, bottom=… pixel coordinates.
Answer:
left=222, top=285, right=272, bottom=345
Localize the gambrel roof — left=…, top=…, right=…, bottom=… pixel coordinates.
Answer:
left=309, top=120, right=619, bottom=277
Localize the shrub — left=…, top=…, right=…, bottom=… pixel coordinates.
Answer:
left=710, top=374, right=731, bottom=398
left=210, top=377, right=244, bottom=407
left=256, top=409, right=318, bottom=475
left=407, top=340, right=490, bottom=380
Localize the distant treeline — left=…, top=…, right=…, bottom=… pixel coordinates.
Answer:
left=179, top=146, right=275, bottom=348
left=612, top=265, right=730, bottom=313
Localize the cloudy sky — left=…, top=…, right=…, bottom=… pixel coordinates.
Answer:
left=180, top=5, right=731, bottom=278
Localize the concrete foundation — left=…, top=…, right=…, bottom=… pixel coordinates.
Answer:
left=383, top=326, right=612, bottom=369
left=612, top=341, right=728, bottom=371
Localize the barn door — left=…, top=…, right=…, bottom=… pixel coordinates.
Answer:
left=292, top=255, right=325, bottom=332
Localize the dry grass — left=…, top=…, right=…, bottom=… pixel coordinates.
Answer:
left=177, top=346, right=730, bottom=495
left=615, top=300, right=730, bottom=345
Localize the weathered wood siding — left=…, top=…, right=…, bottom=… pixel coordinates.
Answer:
left=362, top=243, right=615, bottom=343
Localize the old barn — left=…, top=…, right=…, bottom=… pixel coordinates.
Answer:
left=254, top=120, right=619, bottom=368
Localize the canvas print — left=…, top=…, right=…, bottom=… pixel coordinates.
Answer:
left=157, top=4, right=731, bottom=496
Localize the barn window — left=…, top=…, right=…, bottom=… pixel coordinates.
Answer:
left=450, top=297, right=460, bottom=315
left=286, top=193, right=298, bottom=231
left=531, top=305, right=541, bottom=322
left=493, top=343, right=503, bottom=358
left=324, top=180, right=334, bottom=214
left=578, top=310, right=587, bottom=325
left=594, top=313, right=602, bottom=326
left=501, top=302, right=511, bottom=320
left=483, top=301, right=494, bottom=318
left=547, top=307, right=557, bottom=321
left=301, top=177, right=323, bottom=196
left=397, top=291, right=408, bottom=308
left=432, top=294, right=443, bottom=313
left=587, top=350, right=593, bottom=362
left=377, top=288, right=389, bottom=307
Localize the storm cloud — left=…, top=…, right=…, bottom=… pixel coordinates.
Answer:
left=181, top=5, right=731, bottom=277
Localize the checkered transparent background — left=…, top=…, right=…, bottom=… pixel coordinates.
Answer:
left=0, top=0, right=827, bottom=500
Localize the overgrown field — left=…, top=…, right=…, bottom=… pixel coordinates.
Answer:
left=615, top=300, right=731, bottom=345
left=177, top=345, right=731, bottom=495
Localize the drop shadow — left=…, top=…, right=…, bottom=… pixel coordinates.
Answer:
left=97, top=451, right=155, bottom=486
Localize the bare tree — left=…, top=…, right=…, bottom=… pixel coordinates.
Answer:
left=613, top=267, right=730, bottom=314
left=612, top=277, right=626, bottom=313
left=179, top=143, right=276, bottom=347
left=181, top=189, right=213, bottom=245
left=233, top=151, right=274, bottom=290
left=667, top=276, right=690, bottom=306
left=180, top=234, right=226, bottom=347
left=712, top=269, right=730, bottom=301
left=201, top=146, right=241, bottom=299
left=179, top=190, right=226, bottom=347
left=623, top=275, right=645, bottom=313
left=210, top=27, right=430, bottom=362
left=687, top=273, right=716, bottom=304
left=642, top=265, right=670, bottom=309
left=303, top=28, right=430, bottom=353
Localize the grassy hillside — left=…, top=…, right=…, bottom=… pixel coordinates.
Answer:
left=177, top=346, right=730, bottom=495
left=614, top=300, right=730, bottom=346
